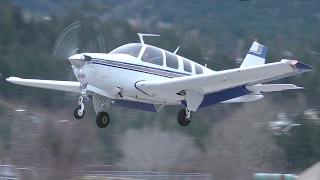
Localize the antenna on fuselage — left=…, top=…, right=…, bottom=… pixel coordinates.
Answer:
left=173, top=46, right=180, bottom=54
left=138, top=33, right=160, bottom=45
left=202, top=50, right=213, bottom=67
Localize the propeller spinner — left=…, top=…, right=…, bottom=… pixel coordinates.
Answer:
left=68, top=54, right=91, bottom=67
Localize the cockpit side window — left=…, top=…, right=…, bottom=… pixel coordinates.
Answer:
left=141, top=46, right=163, bottom=66
left=109, top=44, right=142, bottom=58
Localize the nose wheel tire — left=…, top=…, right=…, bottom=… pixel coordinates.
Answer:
left=73, top=105, right=85, bottom=119
left=96, top=112, right=110, bottom=128
left=177, top=109, right=191, bottom=126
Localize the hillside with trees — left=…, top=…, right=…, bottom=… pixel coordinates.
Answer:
left=0, top=0, right=319, bottom=179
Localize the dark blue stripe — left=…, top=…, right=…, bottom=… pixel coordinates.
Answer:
left=182, top=86, right=249, bottom=109
left=92, top=62, right=175, bottom=78
left=113, top=99, right=157, bottom=112
left=92, top=58, right=191, bottom=77
left=248, top=46, right=268, bottom=59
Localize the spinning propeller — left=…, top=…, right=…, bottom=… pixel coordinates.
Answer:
left=51, top=21, right=105, bottom=98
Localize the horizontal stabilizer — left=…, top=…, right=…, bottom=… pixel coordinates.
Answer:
left=247, top=84, right=303, bottom=92
left=6, top=77, right=82, bottom=93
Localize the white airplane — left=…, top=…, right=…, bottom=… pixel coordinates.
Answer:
left=7, top=34, right=313, bottom=128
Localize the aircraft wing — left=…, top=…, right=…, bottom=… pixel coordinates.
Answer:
left=6, top=77, right=82, bottom=93
left=135, top=60, right=313, bottom=105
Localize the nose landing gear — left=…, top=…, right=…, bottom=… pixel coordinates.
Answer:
left=72, top=94, right=112, bottom=128
left=73, top=96, right=85, bottom=119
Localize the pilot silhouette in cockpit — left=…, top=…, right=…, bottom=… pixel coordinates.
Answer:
left=142, top=51, right=149, bottom=62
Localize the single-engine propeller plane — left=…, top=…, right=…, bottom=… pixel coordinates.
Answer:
left=7, top=33, right=314, bottom=128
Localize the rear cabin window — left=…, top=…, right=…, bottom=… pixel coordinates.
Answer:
left=182, top=58, right=192, bottom=73
left=195, top=64, right=203, bottom=74
left=165, top=51, right=179, bottom=69
left=141, top=46, right=163, bottom=65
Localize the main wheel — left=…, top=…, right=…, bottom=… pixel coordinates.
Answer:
left=96, top=112, right=110, bottom=128
left=177, top=109, right=191, bottom=126
left=73, top=105, right=85, bottom=119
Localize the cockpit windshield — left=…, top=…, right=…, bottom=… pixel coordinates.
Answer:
left=109, top=43, right=142, bottom=58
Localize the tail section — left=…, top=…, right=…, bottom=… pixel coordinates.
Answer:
left=240, top=39, right=268, bottom=68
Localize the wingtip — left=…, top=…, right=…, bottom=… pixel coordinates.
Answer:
left=6, top=77, right=21, bottom=82
left=295, top=61, right=314, bottom=71
left=293, top=85, right=304, bottom=90
left=281, top=60, right=314, bottom=71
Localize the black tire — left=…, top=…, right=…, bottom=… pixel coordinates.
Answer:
left=177, top=109, right=191, bottom=127
left=73, top=105, right=85, bottom=119
left=96, top=112, right=110, bottom=128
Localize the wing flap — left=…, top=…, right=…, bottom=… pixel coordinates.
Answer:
left=6, top=77, right=82, bottom=93
left=247, top=84, right=303, bottom=92
left=136, top=60, right=313, bottom=96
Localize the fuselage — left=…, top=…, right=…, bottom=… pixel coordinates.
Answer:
left=71, top=43, right=213, bottom=105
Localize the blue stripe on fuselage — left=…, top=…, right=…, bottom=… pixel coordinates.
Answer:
left=91, top=58, right=191, bottom=78
left=92, top=61, right=174, bottom=78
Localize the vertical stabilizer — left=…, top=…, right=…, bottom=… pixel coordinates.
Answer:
left=240, top=40, right=268, bottom=68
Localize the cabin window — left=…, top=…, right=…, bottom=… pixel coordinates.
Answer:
left=165, top=51, right=179, bottom=69
left=141, top=46, right=163, bottom=65
left=109, top=43, right=142, bottom=58
left=182, top=58, right=192, bottom=73
left=195, top=64, right=203, bottom=74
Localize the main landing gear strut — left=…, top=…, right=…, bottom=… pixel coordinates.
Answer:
left=96, top=112, right=110, bottom=128
left=92, top=95, right=111, bottom=128
left=177, top=90, right=203, bottom=126
left=177, top=108, right=192, bottom=126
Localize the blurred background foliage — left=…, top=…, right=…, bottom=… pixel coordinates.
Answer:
left=0, top=0, right=319, bottom=179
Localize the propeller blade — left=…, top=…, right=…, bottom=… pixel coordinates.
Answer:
left=52, top=21, right=105, bottom=100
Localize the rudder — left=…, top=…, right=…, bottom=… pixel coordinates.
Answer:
left=240, top=39, right=268, bottom=68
